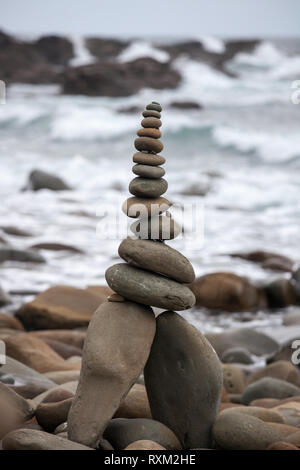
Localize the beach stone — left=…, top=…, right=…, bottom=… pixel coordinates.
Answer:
left=0, top=312, right=24, bottom=330
left=0, top=225, right=33, bottom=237
left=241, top=377, right=300, bottom=405
left=130, top=215, right=181, bottom=240
left=221, top=347, right=253, bottom=365
left=283, top=310, right=300, bottom=326
left=45, top=370, right=81, bottom=384
left=267, top=441, right=299, bottom=450
left=122, top=196, right=171, bottom=218
left=1, top=333, right=80, bottom=373
left=134, top=137, right=163, bottom=154
left=142, top=110, right=161, bottom=118
left=213, top=411, right=287, bottom=450
left=0, top=248, right=45, bottom=264
left=30, top=329, right=86, bottom=349
left=146, top=102, right=162, bottom=112
left=144, top=311, right=222, bottom=449
left=125, top=440, right=165, bottom=450
left=137, top=128, right=161, bottom=139
left=106, top=264, right=195, bottom=310
left=30, top=242, right=84, bottom=253
left=230, top=250, right=294, bottom=273
left=250, top=398, right=281, bottom=408
left=104, top=418, right=181, bottom=450
left=28, top=169, right=71, bottom=191
left=54, top=422, right=68, bottom=435
left=267, top=336, right=300, bottom=366
left=42, top=388, right=74, bottom=404
left=132, top=164, right=165, bottom=179
left=133, top=152, right=165, bottom=166
left=0, top=286, right=12, bottom=306
left=205, top=327, right=279, bottom=358
left=141, top=117, right=162, bottom=129
left=247, top=361, right=300, bottom=388
left=3, top=429, right=93, bottom=450
left=107, top=293, right=125, bottom=302
left=286, top=430, right=300, bottom=447
left=36, top=397, right=73, bottom=432
left=222, top=364, right=246, bottom=394
left=17, top=285, right=110, bottom=330
left=220, top=406, right=284, bottom=423
left=272, top=401, right=300, bottom=427
left=43, top=338, right=82, bottom=359
left=264, top=278, right=297, bottom=308
left=189, top=272, right=267, bottom=312
left=129, top=177, right=168, bottom=198
left=68, top=300, right=155, bottom=448
left=269, top=422, right=299, bottom=435
left=114, top=384, right=151, bottom=419
left=118, top=238, right=195, bottom=283
left=0, top=382, right=34, bottom=438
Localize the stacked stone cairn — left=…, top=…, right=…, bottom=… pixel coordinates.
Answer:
left=68, top=102, right=223, bottom=450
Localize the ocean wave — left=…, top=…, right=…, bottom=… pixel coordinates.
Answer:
left=196, top=35, right=225, bottom=54
left=213, top=125, right=300, bottom=162
left=117, top=40, right=170, bottom=63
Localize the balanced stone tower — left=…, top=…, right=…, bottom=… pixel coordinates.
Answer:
left=68, top=102, right=222, bottom=450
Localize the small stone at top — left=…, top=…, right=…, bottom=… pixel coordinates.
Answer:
left=146, top=102, right=162, bottom=113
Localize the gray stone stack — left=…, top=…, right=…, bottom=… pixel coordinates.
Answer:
left=68, top=102, right=223, bottom=450
left=106, top=102, right=196, bottom=310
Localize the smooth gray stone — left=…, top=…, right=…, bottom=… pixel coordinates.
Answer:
left=68, top=300, right=155, bottom=448
left=105, top=263, right=195, bottom=310
left=241, top=377, right=300, bottom=405
left=118, top=238, right=195, bottom=283
left=3, top=429, right=93, bottom=450
left=130, top=215, right=181, bottom=240
left=221, top=347, right=254, bottom=365
left=213, top=411, right=286, bottom=450
left=103, top=418, right=181, bottom=450
left=132, top=164, right=165, bottom=179
left=0, top=248, right=45, bottom=264
left=129, top=177, right=168, bottom=198
left=28, top=169, right=71, bottom=191
left=144, top=311, right=222, bottom=449
left=146, top=102, right=162, bottom=112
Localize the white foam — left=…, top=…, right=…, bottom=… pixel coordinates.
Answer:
left=213, top=125, right=300, bottom=162
left=117, top=40, right=170, bottom=63
left=197, top=35, right=225, bottom=54
left=234, top=41, right=284, bottom=68
left=69, top=35, right=97, bottom=67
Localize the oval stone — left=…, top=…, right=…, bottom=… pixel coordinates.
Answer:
left=132, top=164, right=165, bottom=179
left=141, top=117, right=162, bottom=129
left=142, top=110, right=161, bottom=119
left=130, top=215, right=181, bottom=241
left=137, top=128, right=161, bottom=139
left=133, top=152, right=165, bottom=166
left=118, top=238, right=195, bottom=283
left=105, top=264, right=196, bottom=310
left=134, top=137, right=163, bottom=154
left=146, top=102, right=162, bottom=112
left=122, top=197, right=171, bottom=218
left=129, top=177, right=168, bottom=198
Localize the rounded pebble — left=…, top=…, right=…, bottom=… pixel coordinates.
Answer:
left=130, top=215, right=181, bottom=241
left=146, top=102, right=162, bottom=112
left=122, top=196, right=171, bottom=218
left=142, top=110, right=161, bottom=118
left=129, top=177, right=168, bottom=198
left=132, top=164, right=165, bottom=179
left=137, top=128, right=161, bottom=139
left=133, top=152, right=165, bottom=166
left=141, top=117, right=162, bottom=129
left=134, top=137, right=163, bottom=154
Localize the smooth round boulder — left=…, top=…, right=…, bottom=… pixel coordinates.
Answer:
left=130, top=215, right=181, bottom=241
left=36, top=397, right=73, bottom=432
left=133, top=152, right=165, bottom=166
left=247, top=360, right=300, bottom=387
left=137, top=128, right=161, bottom=139
left=114, top=384, right=151, bottom=420
left=142, top=110, right=161, bottom=118
left=122, top=196, right=171, bottom=218
left=68, top=300, right=156, bottom=448
left=241, top=377, right=300, bottom=405
left=3, top=429, right=93, bottom=450
left=103, top=418, right=181, bottom=450
left=141, top=117, right=162, bottom=129
left=220, top=406, right=284, bottom=424
left=132, top=164, right=165, bottom=179
left=129, top=177, right=168, bottom=198
left=125, top=440, right=165, bottom=450
left=222, top=364, right=246, bottom=394
left=105, top=264, right=196, bottom=311
left=144, top=311, right=222, bottom=449
left=146, top=102, right=162, bottom=112
left=267, top=441, right=299, bottom=450
left=134, top=137, right=163, bottom=154
left=221, top=347, right=254, bottom=365
left=213, top=411, right=287, bottom=450
left=118, top=238, right=195, bottom=283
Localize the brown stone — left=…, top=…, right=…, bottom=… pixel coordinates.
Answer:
left=133, top=152, right=165, bottom=166
left=247, top=361, right=300, bottom=387
left=146, top=102, right=162, bottom=112
left=222, top=364, right=246, bottom=394
left=45, top=370, right=81, bottom=384
left=287, top=430, right=300, bottom=447
left=3, top=429, right=93, bottom=450
left=132, top=164, right=165, bottom=179
left=142, top=110, right=161, bottom=118
left=114, top=384, right=151, bottom=419
left=130, top=215, right=181, bottom=240
left=30, top=329, right=86, bottom=349
left=129, top=177, right=168, bottom=198
left=68, top=300, right=156, bottom=448
left=189, top=272, right=267, bottom=312
left=220, top=405, right=284, bottom=423
left=134, top=137, right=163, bottom=154
left=267, top=441, right=299, bottom=450
left=137, top=128, right=161, bottom=139
left=16, top=285, right=108, bottom=330
left=125, top=440, right=166, bottom=450
left=36, top=397, right=73, bottom=432
left=122, top=196, right=171, bottom=218
left=141, top=117, right=162, bottom=128
left=0, top=312, right=24, bottom=330
left=107, top=293, right=125, bottom=302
